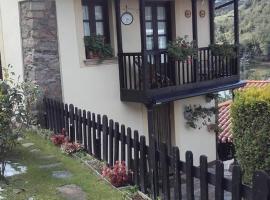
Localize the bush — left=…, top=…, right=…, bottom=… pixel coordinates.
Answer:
left=231, top=86, right=270, bottom=183
left=102, top=161, right=130, bottom=187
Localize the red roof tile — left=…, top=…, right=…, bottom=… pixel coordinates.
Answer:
left=218, top=80, right=270, bottom=143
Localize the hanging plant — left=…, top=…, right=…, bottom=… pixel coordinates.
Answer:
left=184, top=105, right=218, bottom=130
left=167, top=36, right=197, bottom=61
left=209, top=42, right=237, bottom=58
left=205, top=93, right=219, bottom=103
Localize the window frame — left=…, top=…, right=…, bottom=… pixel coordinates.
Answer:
left=82, top=0, right=110, bottom=43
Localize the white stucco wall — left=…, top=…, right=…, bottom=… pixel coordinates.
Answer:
left=55, top=0, right=148, bottom=139
left=0, top=0, right=24, bottom=79
left=175, top=0, right=210, bottom=47
left=173, top=96, right=216, bottom=165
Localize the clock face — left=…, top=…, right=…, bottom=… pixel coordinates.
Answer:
left=121, top=12, right=133, bottom=25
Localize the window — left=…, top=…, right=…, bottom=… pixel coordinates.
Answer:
left=82, top=0, right=110, bottom=43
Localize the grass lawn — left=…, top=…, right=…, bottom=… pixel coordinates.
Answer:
left=1, top=131, right=122, bottom=200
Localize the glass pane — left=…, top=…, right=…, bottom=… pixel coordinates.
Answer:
left=96, top=22, right=104, bottom=35
left=158, top=36, right=167, bottom=49
left=83, top=22, right=90, bottom=36
left=145, top=7, right=152, bottom=20
left=95, top=5, right=103, bottom=20
left=157, top=6, right=166, bottom=20
left=83, top=5, right=89, bottom=20
left=146, top=37, right=153, bottom=50
left=146, top=22, right=153, bottom=36
left=158, top=22, right=166, bottom=35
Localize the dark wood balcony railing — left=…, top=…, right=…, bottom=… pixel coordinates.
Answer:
left=119, top=47, right=240, bottom=103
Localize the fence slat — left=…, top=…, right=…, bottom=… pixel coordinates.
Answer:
left=109, top=120, right=114, bottom=166
left=69, top=104, right=75, bottom=142
left=127, top=128, right=132, bottom=171
left=120, top=125, right=126, bottom=161
left=150, top=139, right=158, bottom=199
left=215, top=160, right=224, bottom=200
left=87, top=111, right=92, bottom=155
left=186, top=151, right=194, bottom=200
left=102, top=115, right=108, bottom=163
left=252, top=171, right=270, bottom=200
left=53, top=100, right=57, bottom=133
left=83, top=110, right=87, bottom=149
left=60, top=102, right=64, bottom=131
left=74, top=107, right=78, bottom=141
left=133, top=131, right=139, bottom=185
left=232, top=165, right=242, bottom=200
left=92, top=113, right=97, bottom=157
left=96, top=114, right=101, bottom=160
left=64, top=104, right=69, bottom=136
left=78, top=109, right=82, bottom=143
left=200, top=156, right=208, bottom=200
left=114, top=122, right=120, bottom=163
left=139, top=136, right=147, bottom=193
left=173, top=147, right=181, bottom=200
left=161, top=143, right=170, bottom=200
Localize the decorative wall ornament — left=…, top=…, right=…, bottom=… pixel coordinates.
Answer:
left=185, top=10, right=192, bottom=18
left=121, top=0, right=134, bottom=25
left=199, top=10, right=206, bottom=18
left=121, top=11, right=134, bottom=25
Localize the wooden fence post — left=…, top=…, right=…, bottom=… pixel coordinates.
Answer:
left=43, top=98, right=48, bottom=129
left=120, top=125, right=126, bottom=161
left=173, top=146, right=181, bottom=200
left=92, top=113, right=97, bottom=157
left=109, top=120, right=114, bottom=166
left=252, top=171, right=270, bottom=200
left=78, top=109, right=82, bottom=143
left=64, top=104, right=69, bottom=137
left=83, top=110, right=87, bottom=149
left=114, top=122, right=120, bottom=164
left=97, top=114, right=101, bottom=160
left=133, top=131, right=139, bottom=185
left=200, top=156, right=208, bottom=200
left=139, top=136, right=147, bottom=193
left=150, top=138, right=158, bottom=200
left=87, top=111, right=92, bottom=155
left=102, top=115, right=108, bottom=163
left=161, top=143, right=170, bottom=200
left=126, top=128, right=132, bottom=170
left=186, top=151, right=194, bottom=200
left=215, top=160, right=224, bottom=200
left=232, top=165, right=242, bottom=200
left=60, top=102, right=64, bottom=131
left=74, top=107, right=78, bottom=141
left=69, top=104, right=75, bottom=142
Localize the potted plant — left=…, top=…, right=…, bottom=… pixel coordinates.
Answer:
left=209, top=42, right=236, bottom=58
left=167, top=36, right=197, bottom=61
left=84, top=35, right=113, bottom=60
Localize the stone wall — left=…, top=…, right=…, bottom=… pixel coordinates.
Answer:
left=20, top=0, right=62, bottom=101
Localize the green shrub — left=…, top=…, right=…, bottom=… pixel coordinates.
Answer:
left=231, top=86, right=270, bottom=184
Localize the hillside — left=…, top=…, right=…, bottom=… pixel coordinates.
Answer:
left=215, top=0, right=270, bottom=54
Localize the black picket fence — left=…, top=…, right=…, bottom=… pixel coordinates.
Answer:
left=43, top=98, right=270, bottom=200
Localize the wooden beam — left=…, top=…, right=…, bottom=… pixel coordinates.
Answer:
left=114, top=0, right=123, bottom=53
left=191, top=0, right=198, bottom=43
left=234, top=0, right=240, bottom=76
left=215, top=0, right=234, bottom=10
left=139, top=0, right=146, bottom=52
left=191, top=0, right=198, bottom=81
left=209, top=0, right=215, bottom=44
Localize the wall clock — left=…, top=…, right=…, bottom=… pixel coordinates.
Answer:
left=121, top=12, right=133, bottom=25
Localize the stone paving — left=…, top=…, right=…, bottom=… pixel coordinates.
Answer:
left=21, top=141, right=86, bottom=200
left=57, top=184, right=86, bottom=200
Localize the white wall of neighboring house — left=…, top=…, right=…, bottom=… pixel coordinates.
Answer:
left=0, top=0, right=24, bottom=79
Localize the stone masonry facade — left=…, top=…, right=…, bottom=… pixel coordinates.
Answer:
left=20, top=0, right=62, bottom=101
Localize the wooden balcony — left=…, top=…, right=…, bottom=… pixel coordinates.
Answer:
left=118, top=47, right=243, bottom=104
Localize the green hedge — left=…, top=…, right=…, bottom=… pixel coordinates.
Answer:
left=231, top=86, right=270, bottom=183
